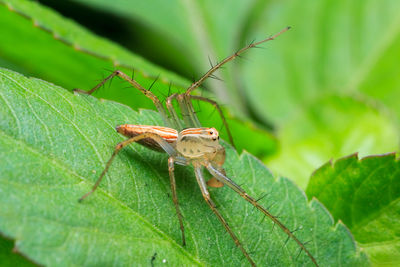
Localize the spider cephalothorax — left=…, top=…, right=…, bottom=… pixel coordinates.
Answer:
left=176, top=127, right=220, bottom=158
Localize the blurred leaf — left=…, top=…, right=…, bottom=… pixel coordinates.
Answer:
left=0, top=0, right=278, bottom=158
left=0, top=68, right=367, bottom=266
left=241, top=0, right=400, bottom=124
left=306, top=153, right=400, bottom=266
left=267, top=95, right=398, bottom=188
left=357, top=30, right=400, bottom=120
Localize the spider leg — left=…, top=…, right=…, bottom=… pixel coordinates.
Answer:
left=189, top=95, right=235, bottom=148
left=205, top=163, right=319, bottom=267
left=181, top=94, right=201, bottom=128
left=73, top=70, right=171, bottom=127
left=172, top=94, right=201, bottom=129
left=166, top=92, right=201, bottom=129
left=184, top=26, right=290, bottom=96
left=193, top=166, right=256, bottom=267
left=166, top=93, right=183, bottom=130
left=79, top=132, right=176, bottom=202
left=168, top=157, right=186, bottom=246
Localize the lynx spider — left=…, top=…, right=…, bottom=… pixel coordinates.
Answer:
left=76, top=27, right=318, bottom=267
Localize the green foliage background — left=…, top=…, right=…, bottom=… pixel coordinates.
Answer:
left=0, top=0, right=399, bottom=266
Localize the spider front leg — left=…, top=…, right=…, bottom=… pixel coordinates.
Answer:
left=193, top=165, right=256, bottom=267
left=172, top=27, right=291, bottom=146
left=73, top=70, right=171, bottom=127
left=79, top=132, right=176, bottom=202
left=184, top=27, right=291, bottom=96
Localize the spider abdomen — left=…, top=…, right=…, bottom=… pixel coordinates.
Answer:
left=116, top=124, right=178, bottom=151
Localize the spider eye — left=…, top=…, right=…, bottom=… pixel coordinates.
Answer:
left=209, top=131, right=213, bottom=135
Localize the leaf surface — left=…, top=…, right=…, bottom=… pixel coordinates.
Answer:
left=267, top=95, right=399, bottom=188
left=240, top=0, right=400, bottom=123
left=0, top=68, right=367, bottom=266
left=306, top=153, right=400, bottom=266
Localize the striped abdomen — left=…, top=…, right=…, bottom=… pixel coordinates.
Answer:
left=116, top=124, right=178, bottom=151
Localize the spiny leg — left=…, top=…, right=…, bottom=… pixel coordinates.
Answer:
left=175, top=94, right=201, bottom=129
left=185, top=26, right=291, bottom=96
left=193, top=166, right=256, bottom=267
left=79, top=132, right=176, bottom=202
left=175, top=27, right=290, bottom=145
left=190, top=95, right=235, bottom=148
left=168, top=157, right=186, bottom=246
left=205, top=163, right=319, bottom=267
left=166, top=93, right=183, bottom=130
left=180, top=94, right=201, bottom=128
left=166, top=92, right=200, bottom=129
left=74, top=70, right=171, bottom=128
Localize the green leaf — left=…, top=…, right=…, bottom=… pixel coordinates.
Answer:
left=306, top=153, right=400, bottom=266
left=0, top=68, right=367, bottom=266
left=266, top=95, right=399, bottom=188
left=0, top=0, right=278, bottom=158
left=358, top=31, right=400, bottom=120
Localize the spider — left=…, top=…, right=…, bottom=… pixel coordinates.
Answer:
left=76, top=27, right=318, bottom=266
